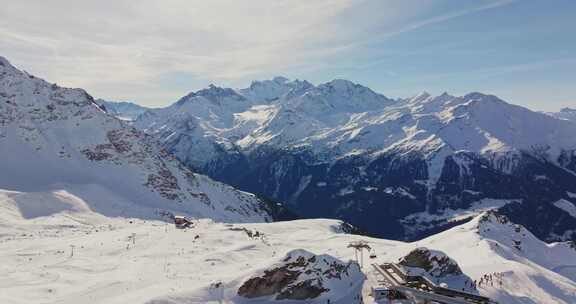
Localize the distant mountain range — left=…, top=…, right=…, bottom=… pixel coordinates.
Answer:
left=95, top=99, right=149, bottom=121
left=123, top=76, right=576, bottom=241
left=547, top=107, right=576, bottom=122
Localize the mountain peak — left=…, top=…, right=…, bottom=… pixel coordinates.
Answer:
left=284, top=78, right=394, bottom=114
left=272, top=76, right=289, bottom=83
left=248, top=76, right=307, bottom=88
left=432, top=92, right=458, bottom=103
left=0, top=56, right=20, bottom=75
left=0, top=56, right=9, bottom=67
left=249, top=77, right=289, bottom=89
left=177, top=84, right=246, bottom=106
left=316, top=79, right=381, bottom=98
left=243, top=77, right=314, bottom=102
left=0, top=55, right=14, bottom=67
left=415, top=91, right=432, bottom=99
left=463, top=92, right=503, bottom=103
left=322, top=78, right=359, bottom=90
left=197, top=84, right=239, bottom=96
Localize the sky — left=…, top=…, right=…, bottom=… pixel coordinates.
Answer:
left=0, top=0, right=574, bottom=111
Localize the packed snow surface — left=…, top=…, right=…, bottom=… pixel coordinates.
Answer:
left=1, top=203, right=575, bottom=304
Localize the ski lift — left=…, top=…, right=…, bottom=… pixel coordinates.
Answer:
left=369, top=249, right=377, bottom=259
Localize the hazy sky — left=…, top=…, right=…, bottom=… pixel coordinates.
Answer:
left=1, top=0, right=574, bottom=111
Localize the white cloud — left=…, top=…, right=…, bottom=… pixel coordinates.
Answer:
left=0, top=0, right=513, bottom=106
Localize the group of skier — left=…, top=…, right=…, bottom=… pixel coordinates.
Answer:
left=465, top=272, right=505, bottom=289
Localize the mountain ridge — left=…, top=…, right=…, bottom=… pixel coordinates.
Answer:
left=547, top=107, right=576, bottom=123
left=0, top=56, right=282, bottom=224
left=127, top=76, right=576, bottom=241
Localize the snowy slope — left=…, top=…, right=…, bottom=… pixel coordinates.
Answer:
left=415, top=211, right=576, bottom=303
left=0, top=209, right=574, bottom=304
left=0, top=56, right=273, bottom=223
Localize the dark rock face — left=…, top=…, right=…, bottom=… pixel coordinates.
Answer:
left=189, top=145, right=576, bottom=242
left=237, top=249, right=362, bottom=301
left=238, top=268, right=300, bottom=299
left=558, top=150, right=576, bottom=172
left=198, top=149, right=429, bottom=239
left=276, top=280, right=327, bottom=300
left=399, top=248, right=463, bottom=278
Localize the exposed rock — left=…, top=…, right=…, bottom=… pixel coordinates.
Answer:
left=237, top=249, right=364, bottom=301
left=238, top=267, right=300, bottom=298
left=399, top=247, right=462, bottom=278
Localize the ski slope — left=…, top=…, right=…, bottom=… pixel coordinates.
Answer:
left=0, top=204, right=574, bottom=304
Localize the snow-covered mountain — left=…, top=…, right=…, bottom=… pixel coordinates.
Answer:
left=132, top=77, right=576, bottom=242
left=96, top=99, right=149, bottom=121
left=0, top=56, right=285, bottom=224
left=412, top=211, right=576, bottom=303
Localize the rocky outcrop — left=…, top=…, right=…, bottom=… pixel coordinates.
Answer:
left=399, top=247, right=462, bottom=278
left=237, top=249, right=364, bottom=301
